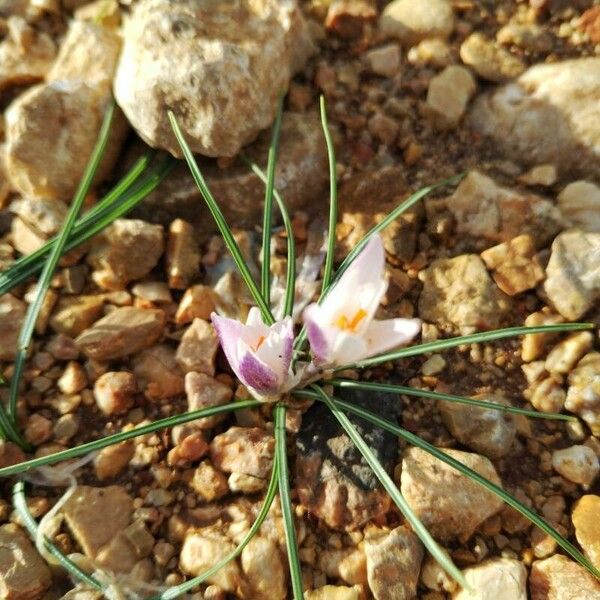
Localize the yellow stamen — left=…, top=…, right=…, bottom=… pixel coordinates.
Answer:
left=335, top=309, right=367, bottom=332
left=252, top=335, right=266, bottom=352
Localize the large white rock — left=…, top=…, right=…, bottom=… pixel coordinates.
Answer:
left=453, top=558, right=527, bottom=600
left=114, top=0, right=314, bottom=157
left=470, top=58, right=600, bottom=178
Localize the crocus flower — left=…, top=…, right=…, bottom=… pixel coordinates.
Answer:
left=211, top=307, right=298, bottom=401
left=303, top=234, right=421, bottom=367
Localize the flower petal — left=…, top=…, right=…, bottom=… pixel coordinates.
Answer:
left=330, top=330, right=369, bottom=365
left=238, top=351, right=279, bottom=393
left=304, top=303, right=332, bottom=363
left=211, top=313, right=245, bottom=372
left=364, top=318, right=422, bottom=359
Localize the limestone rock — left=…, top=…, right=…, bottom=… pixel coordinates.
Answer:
left=241, top=536, right=287, bottom=600
left=183, top=371, right=232, bottom=430
left=175, top=318, right=219, bottom=375
left=86, top=219, right=164, bottom=290
left=552, top=445, right=599, bottom=487
left=573, top=495, right=600, bottom=569
left=190, top=460, right=229, bottom=502
left=9, top=197, right=67, bottom=237
left=211, top=427, right=274, bottom=479
left=565, top=352, right=600, bottom=435
left=0, top=294, right=26, bottom=361
left=558, top=181, right=600, bottom=233
left=296, top=388, right=397, bottom=530
left=49, top=295, right=105, bottom=338
left=62, top=486, right=132, bottom=559
left=175, top=285, right=218, bottom=325
left=0, top=17, right=56, bottom=91
left=166, top=219, right=200, bottom=289
left=364, top=43, right=401, bottom=78
left=94, top=441, right=134, bottom=480
left=480, top=234, right=545, bottom=296
left=94, top=371, right=137, bottom=415
left=453, top=558, right=527, bottom=600
left=133, top=344, right=184, bottom=400
left=114, top=0, right=313, bottom=157
left=418, top=254, right=511, bottom=334
left=364, top=526, right=423, bottom=600
left=76, top=307, right=166, bottom=360
left=0, top=523, right=52, bottom=600
left=446, top=171, right=563, bottom=246
left=530, top=555, right=600, bottom=599
left=545, top=332, right=593, bottom=375
left=134, top=111, right=328, bottom=231
left=544, top=229, right=600, bottom=320
left=379, top=0, right=454, bottom=46
left=469, top=58, right=600, bottom=179
left=400, top=447, right=504, bottom=542
left=305, top=587, right=361, bottom=600
left=325, top=1, right=377, bottom=39
left=439, top=394, right=516, bottom=459
left=5, top=21, right=127, bottom=200
left=460, top=33, right=525, bottom=82
left=427, top=65, right=476, bottom=130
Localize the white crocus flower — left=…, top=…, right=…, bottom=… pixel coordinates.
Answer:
left=211, top=307, right=299, bottom=401
left=303, top=234, right=421, bottom=367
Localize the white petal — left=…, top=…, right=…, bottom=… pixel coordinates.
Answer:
left=364, top=318, right=422, bottom=359
left=331, top=330, right=370, bottom=365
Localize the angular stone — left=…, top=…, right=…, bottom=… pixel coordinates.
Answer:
left=9, top=197, right=67, bottom=237
left=190, top=460, right=229, bottom=502
left=175, top=318, right=219, bottom=375
left=133, top=344, right=184, bottom=400
left=75, top=307, right=165, bottom=360
left=469, top=58, right=600, bottom=179
left=94, top=441, right=134, bottom=480
left=211, top=427, right=274, bottom=479
left=296, top=388, right=397, bottom=530
left=418, top=254, right=511, bottom=334
left=400, top=447, right=503, bottom=542
left=305, top=586, right=361, bottom=600
left=166, top=219, right=200, bottom=289
left=453, top=558, right=527, bottom=600
left=175, top=285, right=218, bottom=325
left=480, top=234, right=545, bottom=296
left=184, top=371, right=233, bottom=430
left=94, top=371, right=137, bottom=415
left=439, top=394, right=516, bottom=459
left=10, top=216, right=47, bottom=255
left=496, top=22, right=553, bottom=53
left=0, top=294, right=26, bottom=361
left=530, top=555, right=600, bottom=600
left=460, top=33, right=525, bottom=82
left=552, top=445, right=599, bottom=487
left=426, top=65, right=476, bottom=130
left=325, top=0, right=377, bottom=39
left=0, top=17, right=56, bottom=91
left=379, top=0, right=454, bottom=46
left=4, top=21, right=127, bottom=200
left=364, top=43, right=401, bottom=78
left=86, top=219, right=164, bottom=290
left=114, top=0, right=313, bottom=157
left=558, top=181, right=600, bottom=233
left=573, top=495, right=600, bottom=569
left=364, top=526, right=423, bottom=600
left=134, top=111, right=328, bottom=231
left=241, top=536, right=287, bottom=600
left=0, top=523, right=52, bottom=600
left=446, top=171, right=563, bottom=246
left=49, top=295, right=105, bottom=338
left=62, top=485, right=133, bottom=558
left=545, top=332, right=593, bottom=375
left=565, top=352, right=600, bottom=435
left=544, top=229, right=600, bottom=320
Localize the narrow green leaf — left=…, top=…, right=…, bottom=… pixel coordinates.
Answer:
left=320, top=393, right=600, bottom=580
left=309, top=385, right=468, bottom=589
left=13, top=481, right=104, bottom=591
left=241, top=157, right=296, bottom=317
left=330, top=379, right=576, bottom=422
left=8, top=101, right=117, bottom=428
left=0, top=155, right=172, bottom=297
left=155, top=457, right=280, bottom=600
left=168, top=111, right=274, bottom=324
left=339, top=323, right=595, bottom=370
left=274, top=403, right=304, bottom=599
left=320, top=95, right=338, bottom=293
left=0, top=400, right=261, bottom=479
left=261, top=95, right=285, bottom=305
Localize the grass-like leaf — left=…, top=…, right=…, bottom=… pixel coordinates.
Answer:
left=13, top=481, right=104, bottom=591
left=274, top=403, right=304, bottom=599
left=241, top=158, right=296, bottom=317
left=168, top=111, right=274, bottom=324
left=155, top=457, right=280, bottom=600
left=0, top=154, right=173, bottom=297
left=0, top=400, right=261, bottom=478
left=339, top=323, right=595, bottom=370
left=7, top=100, right=116, bottom=430
left=319, top=95, right=338, bottom=293
left=322, top=393, right=600, bottom=580
left=261, top=95, right=284, bottom=305
left=331, top=379, right=576, bottom=422
left=309, top=385, right=468, bottom=589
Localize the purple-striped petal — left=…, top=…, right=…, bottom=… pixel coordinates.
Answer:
left=211, top=313, right=245, bottom=373
left=238, top=351, right=279, bottom=393
left=303, top=304, right=330, bottom=363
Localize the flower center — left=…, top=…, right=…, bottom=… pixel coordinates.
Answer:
left=335, top=309, right=367, bottom=332
left=252, top=335, right=266, bottom=351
